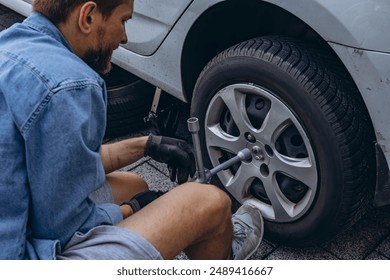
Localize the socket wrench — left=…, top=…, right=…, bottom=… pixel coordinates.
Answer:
left=187, top=117, right=252, bottom=183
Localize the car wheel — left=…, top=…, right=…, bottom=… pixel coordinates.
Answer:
left=191, top=36, right=375, bottom=246
left=103, top=65, right=154, bottom=139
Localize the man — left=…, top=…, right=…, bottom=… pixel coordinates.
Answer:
left=0, top=0, right=263, bottom=260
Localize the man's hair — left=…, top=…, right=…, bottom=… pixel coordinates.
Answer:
left=33, top=0, right=128, bottom=25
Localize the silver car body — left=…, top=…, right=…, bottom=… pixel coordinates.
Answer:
left=2, top=0, right=390, bottom=199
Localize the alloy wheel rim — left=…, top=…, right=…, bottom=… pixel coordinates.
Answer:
left=204, top=83, right=318, bottom=222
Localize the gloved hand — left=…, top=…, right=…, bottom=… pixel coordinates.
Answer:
left=144, top=134, right=195, bottom=184
left=121, top=190, right=165, bottom=213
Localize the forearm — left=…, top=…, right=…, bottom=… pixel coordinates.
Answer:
left=101, top=136, right=148, bottom=174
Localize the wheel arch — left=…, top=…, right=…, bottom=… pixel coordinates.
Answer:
left=182, top=1, right=317, bottom=102
left=181, top=0, right=361, bottom=103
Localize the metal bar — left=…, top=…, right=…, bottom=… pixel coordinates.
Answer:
left=208, top=148, right=252, bottom=177
left=187, top=117, right=206, bottom=182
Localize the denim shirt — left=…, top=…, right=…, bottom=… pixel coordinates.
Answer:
left=0, top=13, right=122, bottom=259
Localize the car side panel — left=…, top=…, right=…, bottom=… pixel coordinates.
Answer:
left=269, top=0, right=390, bottom=53
left=123, top=0, right=194, bottom=55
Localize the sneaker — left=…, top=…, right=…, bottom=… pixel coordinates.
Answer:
left=231, top=202, right=264, bottom=260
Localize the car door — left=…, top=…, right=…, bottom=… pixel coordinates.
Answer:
left=122, top=0, right=194, bottom=55
left=0, top=0, right=194, bottom=56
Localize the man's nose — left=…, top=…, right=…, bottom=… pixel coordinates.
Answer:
left=121, top=32, right=128, bottom=45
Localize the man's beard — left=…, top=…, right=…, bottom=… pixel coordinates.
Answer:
left=82, top=27, right=114, bottom=75
left=83, top=45, right=113, bottom=75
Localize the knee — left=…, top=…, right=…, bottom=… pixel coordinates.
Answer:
left=184, top=183, right=232, bottom=218
left=194, top=184, right=232, bottom=235
left=204, top=184, right=231, bottom=214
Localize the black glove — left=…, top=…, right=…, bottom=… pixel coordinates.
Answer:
left=144, top=134, right=196, bottom=184
left=121, top=190, right=165, bottom=213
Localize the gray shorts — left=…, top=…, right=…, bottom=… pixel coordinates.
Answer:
left=56, top=180, right=163, bottom=260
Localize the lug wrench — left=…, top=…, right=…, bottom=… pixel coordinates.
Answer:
left=187, top=117, right=252, bottom=183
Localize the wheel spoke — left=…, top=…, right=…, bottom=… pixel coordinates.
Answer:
left=258, top=99, right=295, bottom=143
left=270, top=154, right=317, bottom=190
left=261, top=175, right=297, bottom=220
left=223, top=162, right=257, bottom=201
left=218, top=87, right=254, bottom=135
left=205, top=124, right=245, bottom=154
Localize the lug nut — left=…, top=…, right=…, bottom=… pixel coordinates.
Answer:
left=245, top=132, right=256, bottom=143
left=252, top=146, right=264, bottom=160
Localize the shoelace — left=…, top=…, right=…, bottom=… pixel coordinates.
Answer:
left=232, top=219, right=250, bottom=257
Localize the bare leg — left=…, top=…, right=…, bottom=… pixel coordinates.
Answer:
left=117, top=182, right=233, bottom=260
left=106, top=171, right=148, bottom=205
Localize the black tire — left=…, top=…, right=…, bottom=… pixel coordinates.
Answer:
left=103, top=65, right=154, bottom=139
left=191, top=36, right=375, bottom=246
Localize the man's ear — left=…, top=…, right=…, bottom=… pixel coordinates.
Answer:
left=78, top=1, right=99, bottom=34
